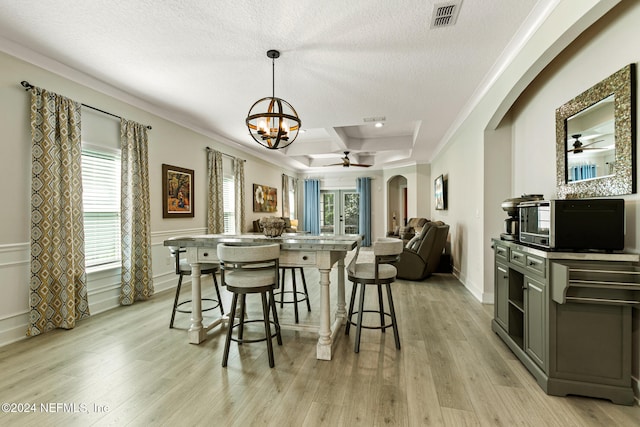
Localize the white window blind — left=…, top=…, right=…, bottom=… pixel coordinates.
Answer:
left=81, top=146, right=121, bottom=267
left=223, top=175, right=235, bottom=234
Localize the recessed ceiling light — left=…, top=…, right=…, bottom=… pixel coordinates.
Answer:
left=374, top=122, right=384, bottom=128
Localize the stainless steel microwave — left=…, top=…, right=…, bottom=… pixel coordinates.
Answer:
left=518, top=199, right=625, bottom=251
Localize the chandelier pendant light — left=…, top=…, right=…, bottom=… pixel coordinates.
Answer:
left=246, top=50, right=301, bottom=149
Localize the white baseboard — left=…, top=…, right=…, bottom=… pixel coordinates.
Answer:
left=452, top=266, right=490, bottom=303
left=0, top=271, right=179, bottom=348
left=0, top=233, right=196, bottom=348
left=0, top=312, right=29, bottom=346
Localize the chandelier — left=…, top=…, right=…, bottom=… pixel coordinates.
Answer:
left=246, top=50, right=301, bottom=149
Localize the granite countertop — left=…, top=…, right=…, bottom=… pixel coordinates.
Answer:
left=165, top=233, right=362, bottom=251
left=491, top=238, right=640, bottom=262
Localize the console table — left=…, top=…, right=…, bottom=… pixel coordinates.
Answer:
left=164, top=233, right=361, bottom=360
left=491, top=238, right=640, bottom=405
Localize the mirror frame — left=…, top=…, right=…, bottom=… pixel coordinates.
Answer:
left=556, top=64, right=636, bottom=198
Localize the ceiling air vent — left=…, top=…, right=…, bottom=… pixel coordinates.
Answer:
left=430, top=1, right=462, bottom=28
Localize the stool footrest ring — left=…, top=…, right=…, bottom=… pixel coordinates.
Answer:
left=228, top=319, right=281, bottom=344
left=273, top=290, right=309, bottom=305
left=176, top=298, right=220, bottom=314
left=347, top=310, right=394, bottom=331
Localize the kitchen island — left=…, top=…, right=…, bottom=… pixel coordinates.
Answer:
left=164, top=233, right=361, bottom=360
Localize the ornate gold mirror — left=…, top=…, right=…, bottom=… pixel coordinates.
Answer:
left=556, top=64, right=635, bottom=198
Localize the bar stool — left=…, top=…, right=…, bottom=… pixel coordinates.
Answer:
left=169, top=247, right=224, bottom=329
left=275, top=267, right=311, bottom=323
left=218, top=243, right=282, bottom=368
left=345, top=238, right=403, bottom=353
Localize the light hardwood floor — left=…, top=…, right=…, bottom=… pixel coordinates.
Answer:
left=1, top=260, right=639, bottom=426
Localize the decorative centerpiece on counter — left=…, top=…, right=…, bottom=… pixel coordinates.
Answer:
left=260, top=216, right=285, bottom=237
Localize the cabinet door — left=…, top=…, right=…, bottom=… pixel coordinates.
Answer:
left=494, top=262, right=509, bottom=329
left=525, top=276, right=547, bottom=371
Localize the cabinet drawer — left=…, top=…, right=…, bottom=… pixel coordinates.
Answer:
left=280, top=250, right=316, bottom=267
left=494, top=243, right=508, bottom=260
left=197, top=248, right=219, bottom=262
left=510, top=249, right=526, bottom=267
left=525, top=254, right=546, bottom=278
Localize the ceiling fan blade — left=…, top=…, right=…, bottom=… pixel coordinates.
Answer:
left=580, top=139, right=605, bottom=148
left=324, top=162, right=345, bottom=166
left=350, top=163, right=372, bottom=167
left=567, top=139, right=608, bottom=153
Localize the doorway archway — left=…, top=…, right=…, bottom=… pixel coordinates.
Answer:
left=387, top=175, right=407, bottom=232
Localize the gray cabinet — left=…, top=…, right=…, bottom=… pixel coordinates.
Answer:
left=524, top=276, right=546, bottom=370
left=491, top=239, right=639, bottom=405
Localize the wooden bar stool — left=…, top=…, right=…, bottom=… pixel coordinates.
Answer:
left=218, top=243, right=282, bottom=368
left=275, top=266, right=311, bottom=323
left=169, top=247, right=224, bottom=329
left=345, top=238, right=403, bottom=353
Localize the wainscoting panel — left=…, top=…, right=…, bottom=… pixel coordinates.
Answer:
left=0, top=243, right=30, bottom=346
left=0, top=229, right=206, bottom=348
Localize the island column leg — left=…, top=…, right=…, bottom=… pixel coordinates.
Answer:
left=188, top=262, right=206, bottom=344
left=335, top=256, right=347, bottom=321
left=317, top=267, right=332, bottom=360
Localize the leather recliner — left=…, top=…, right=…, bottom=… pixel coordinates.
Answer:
left=395, top=221, right=450, bottom=280
left=386, top=217, right=429, bottom=244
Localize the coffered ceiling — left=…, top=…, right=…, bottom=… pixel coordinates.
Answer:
left=0, top=0, right=552, bottom=171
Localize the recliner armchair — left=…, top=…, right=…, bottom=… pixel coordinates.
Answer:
left=386, top=217, right=429, bottom=244
left=395, top=221, right=449, bottom=280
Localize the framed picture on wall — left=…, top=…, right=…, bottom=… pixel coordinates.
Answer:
left=434, top=174, right=447, bottom=210
left=253, top=183, right=278, bottom=212
left=162, top=164, right=194, bottom=218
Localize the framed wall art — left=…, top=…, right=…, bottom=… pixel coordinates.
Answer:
left=434, top=174, right=447, bottom=210
left=162, top=164, right=194, bottom=218
left=253, top=183, right=277, bottom=212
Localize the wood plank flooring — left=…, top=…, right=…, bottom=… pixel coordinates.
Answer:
left=0, top=258, right=639, bottom=426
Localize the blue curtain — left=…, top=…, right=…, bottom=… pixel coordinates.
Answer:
left=303, top=179, right=320, bottom=234
left=570, top=164, right=597, bottom=181
left=357, top=177, right=372, bottom=247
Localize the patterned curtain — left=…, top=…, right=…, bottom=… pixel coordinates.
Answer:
left=282, top=174, right=290, bottom=218
left=234, top=157, right=245, bottom=234
left=303, top=179, right=320, bottom=234
left=120, top=119, right=154, bottom=305
left=357, top=177, right=372, bottom=247
left=27, top=87, right=89, bottom=336
left=207, top=149, right=224, bottom=233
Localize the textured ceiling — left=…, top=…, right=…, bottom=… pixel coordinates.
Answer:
left=0, top=0, right=551, bottom=171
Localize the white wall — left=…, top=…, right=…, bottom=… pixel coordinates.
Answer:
left=0, top=49, right=296, bottom=346
left=511, top=2, right=640, bottom=253
left=430, top=0, right=622, bottom=302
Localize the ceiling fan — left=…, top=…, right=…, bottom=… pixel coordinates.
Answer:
left=324, top=151, right=372, bottom=168
left=566, top=134, right=606, bottom=154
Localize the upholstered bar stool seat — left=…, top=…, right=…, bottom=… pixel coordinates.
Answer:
left=346, top=238, right=403, bottom=353
left=169, top=247, right=224, bottom=329
left=218, top=243, right=282, bottom=368
left=274, top=266, right=311, bottom=323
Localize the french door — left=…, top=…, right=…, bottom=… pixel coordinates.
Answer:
left=320, top=190, right=360, bottom=235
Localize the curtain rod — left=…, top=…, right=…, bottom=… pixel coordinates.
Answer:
left=20, top=81, right=152, bottom=130
left=205, top=146, right=246, bottom=162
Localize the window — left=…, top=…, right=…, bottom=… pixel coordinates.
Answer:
left=81, top=145, right=121, bottom=268
left=320, top=192, right=335, bottom=233
left=223, top=175, right=235, bottom=233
